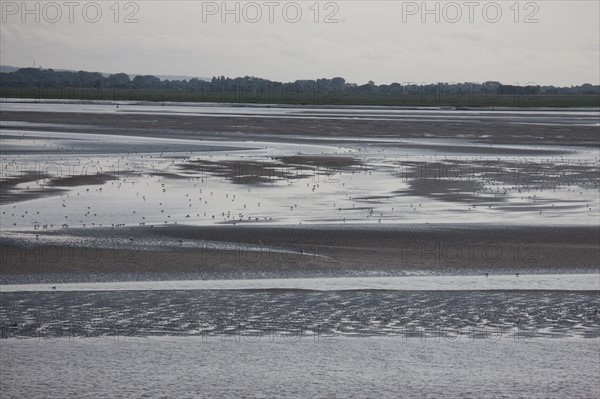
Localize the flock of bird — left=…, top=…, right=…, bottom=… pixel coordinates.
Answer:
left=1, top=151, right=598, bottom=231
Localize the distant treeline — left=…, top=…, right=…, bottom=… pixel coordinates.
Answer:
left=1, top=68, right=599, bottom=107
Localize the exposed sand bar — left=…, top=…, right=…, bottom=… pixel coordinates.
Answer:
left=1, top=224, right=598, bottom=282
left=2, top=108, right=599, bottom=147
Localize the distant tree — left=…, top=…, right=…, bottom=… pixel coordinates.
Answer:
left=107, top=73, right=131, bottom=87
left=74, top=70, right=103, bottom=87
left=332, top=77, right=346, bottom=89
left=1, top=67, right=597, bottom=104
left=132, top=75, right=161, bottom=89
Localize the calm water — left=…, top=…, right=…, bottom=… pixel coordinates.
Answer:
left=1, top=336, right=598, bottom=398
left=2, top=273, right=599, bottom=292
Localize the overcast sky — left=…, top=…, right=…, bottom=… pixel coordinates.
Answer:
left=1, top=1, right=598, bottom=85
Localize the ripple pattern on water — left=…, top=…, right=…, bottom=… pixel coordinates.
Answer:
left=1, top=290, right=598, bottom=340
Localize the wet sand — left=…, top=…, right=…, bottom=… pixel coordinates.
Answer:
left=2, top=109, right=599, bottom=148
left=1, top=105, right=599, bottom=282
left=1, top=224, right=598, bottom=283
left=0, top=172, right=118, bottom=205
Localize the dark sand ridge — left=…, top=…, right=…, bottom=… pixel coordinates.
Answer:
left=389, top=158, right=599, bottom=203
left=3, top=152, right=595, bottom=207
left=0, top=171, right=58, bottom=204
left=177, top=155, right=362, bottom=185
left=1, top=224, right=598, bottom=282
left=2, top=111, right=599, bottom=148
left=180, top=159, right=313, bottom=185
left=0, top=171, right=121, bottom=205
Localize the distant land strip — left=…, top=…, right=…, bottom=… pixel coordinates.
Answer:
left=1, top=67, right=599, bottom=107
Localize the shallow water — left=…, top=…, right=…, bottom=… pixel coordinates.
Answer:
left=2, top=273, right=598, bottom=292
left=2, top=102, right=599, bottom=125
left=2, top=290, right=598, bottom=340
left=1, top=336, right=598, bottom=398
left=2, top=129, right=598, bottom=229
